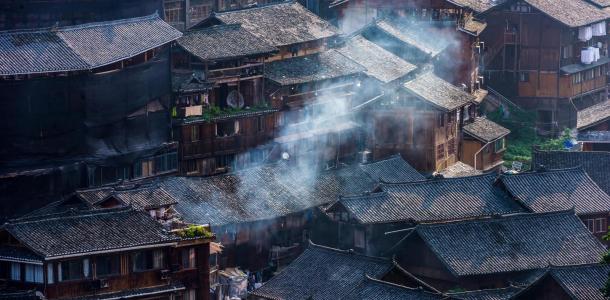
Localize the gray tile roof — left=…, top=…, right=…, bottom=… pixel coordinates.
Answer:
left=404, top=71, right=475, bottom=111
left=359, top=154, right=425, bottom=183
left=577, top=100, right=610, bottom=130
left=0, top=14, right=181, bottom=75
left=73, top=283, right=185, bottom=300
left=344, top=277, right=446, bottom=300
left=250, top=243, right=394, bottom=300
left=337, top=173, right=525, bottom=224
left=335, top=35, right=416, bottom=84
left=532, top=149, right=610, bottom=195
left=374, top=20, right=450, bottom=58
left=560, top=56, right=610, bottom=74
left=524, top=0, right=610, bottom=27
left=177, top=24, right=277, bottom=61
left=213, top=1, right=339, bottom=47
left=447, top=286, right=522, bottom=300
left=413, top=211, right=606, bottom=276
left=447, top=0, right=507, bottom=13
left=0, top=246, right=43, bottom=264
left=501, top=167, right=610, bottom=215
left=463, top=117, right=510, bottom=143
left=76, top=186, right=178, bottom=210
left=548, top=263, right=610, bottom=300
left=3, top=207, right=178, bottom=259
left=588, top=0, right=610, bottom=7
left=440, top=161, right=482, bottom=178
left=0, top=290, right=40, bottom=300
left=157, top=161, right=377, bottom=227
left=264, top=49, right=365, bottom=86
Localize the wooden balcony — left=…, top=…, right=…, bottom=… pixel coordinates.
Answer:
left=181, top=132, right=274, bottom=159
left=206, top=63, right=264, bottom=82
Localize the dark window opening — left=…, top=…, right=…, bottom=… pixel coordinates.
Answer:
left=95, top=255, right=120, bottom=277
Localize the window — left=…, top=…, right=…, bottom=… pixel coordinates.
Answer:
left=519, top=72, right=529, bottom=82
left=494, top=138, right=506, bottom=152
left=59, top=259, right=85, bottom=281
left=164, top=1, right=184, bottom=23
left=216, top=121, right=238, bottom=137
left=47, top=263, right=54, bottom=284
left=572, top=73, right=582, bottom=84
left=25, top=264, right=43, bottom=283
left=436, top=144, right=445, bottom=160
left=95, top=255, right=120, bottom=277
left=447, top=138, right=456, bottom=155
left=191, top=125, right=200, bottom=142
left=595, top=218, right=607, bottom=233
left=354, top=229, right=365, bottom=249
left=182, top=248, right=196, bottom=269
left=290, top=45, right=300, bottom=57
left=586, top=218, right=595, bottom=232
left=437, top=114, right=445, bottom=128
left=186, top=159, right=199, bottom=174
left=561, top=45, right=573, bottom=59
left=10, top=263, right=20, bottom=281
left=132, top=250, right=164, bottom=272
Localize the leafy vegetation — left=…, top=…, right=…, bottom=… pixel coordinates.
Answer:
left=487, top=106, right=572, bottom=170
left=175, top=224, right=214, bottom=239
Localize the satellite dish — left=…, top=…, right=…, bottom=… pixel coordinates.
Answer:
left=226, top=90, right=244, bottom=109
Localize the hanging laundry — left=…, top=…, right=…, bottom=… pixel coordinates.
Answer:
left=592, top=21, right=607, bottom=36
left=581, top=48, right=594, bottom=64
left=592, top=47, right=600, bottom=61
left=579, top=26, right=593, bottom=41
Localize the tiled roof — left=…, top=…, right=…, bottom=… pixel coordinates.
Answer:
left=524, top=0, right=610, bottom=27
left=177, top=24, right=277, bottom=61
left=463, top=117, right=510, bottom=143
left=157, top=161, right=377, bottom=227
left=577, top=100, right=610, bottom=130
left=264, top=49, right=365, bottom=85
left=0, top=246, right=43, bottom=264
left=0, top=14, right=181, bottom=75
left=250, top=243, right=393, bottom=300
left=4, top=207, right=178, bottom=258
left=440, top=161, right=482, bottom=178
left=447, top=286, right=523, bottom=300
left=0, top=290, right=40, bottom=300
left=77, top=186, right=178, bottom=210
left=172, top=72, right=213, bottom=93
left=359, top=154, right=425, bottom=183
left=447, top=0, right=507, bottom=13
left=404, top=71, right=475, bottom=111
left=344, top=277, right=446, bottom=300
left=335, top=35, right=416, bottom=84
left=548, top=263, right=610, bottom=300
left=212, top=1, right=338, bottom=47
left=412, top=211, right=606, bottom=276
left=337, top=173, right=525, bottom=224
left=374, top=20, right=449, bottom=58
left=588, top=0, right=610, bottom=7
left=531, top=149, right=610, bottom=195
left=501, top=168, right=610, bottom=215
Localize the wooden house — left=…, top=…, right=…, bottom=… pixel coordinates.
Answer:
left=192, top=1, right=340, bottom=61
left=249, top=242, right=440, bottom=300
left=0, top=14, right=182, bottom=220
left=364, top=71, right=475, bottom=172
left=499, top=167, right=610, bottom=242
left=264, top=49, right=366, bottom=164
left=461, top=117, right=510, bottom=171
left=0, top=207, right=213, bottom=300
left=392, top=211, right=606, bottom=292
left=172, top=24, right=280, bottom=176
left=512, top=264, right=610, bottom=300
left=481, top=0, right=610, bottom=136
left=323, top=173, right=525, bottom=256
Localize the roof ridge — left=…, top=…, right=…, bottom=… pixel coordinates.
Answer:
left=215, top=0, right=297, bottom=15
left=7, top=206, right=134, bottom=225
left=416, top=209, right=576, bottom=229
left=382, top=172, right=496, bottom=186
left=503, top=166, right=585, bottom=176
left=0, top=13, right=160, bottom=35
left=184, top=23, right=242, bottom=34
left=362, top=275, right=436, bottom=293
left=308, top=240, right=391, bottom=263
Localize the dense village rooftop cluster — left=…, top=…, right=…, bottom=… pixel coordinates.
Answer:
left=2, top=0, right=610, bottom=299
